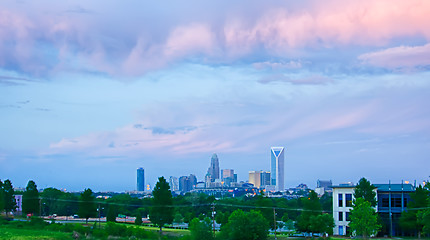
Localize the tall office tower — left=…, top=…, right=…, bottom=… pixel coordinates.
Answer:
left=221, top=169, right=236, bottom=186
left=169, top=176, right=179, bottom=192
left=179, top=174, right=197, bottom=193
left=137, top=168, right=145, bottom=192
left=260, top=171, right=271, bottom=186
left=221, top=169, right=234, bottom=179
left=189, top=174, right=197, bottom=187
left=249, top=171, right=262, bottom=188
left=271, top=147, right=285, bottom=191
left=206, top=153, right=220, bottom=181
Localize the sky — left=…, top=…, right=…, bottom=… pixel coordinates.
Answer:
left=0, top=0, right=429, bottom=192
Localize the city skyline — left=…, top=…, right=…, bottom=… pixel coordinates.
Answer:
left=1, top=0, right=429, bottom=191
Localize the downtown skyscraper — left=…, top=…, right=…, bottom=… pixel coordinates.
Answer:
left=206, top=153, right=220, bottom=181
left=137, top=167, right=145, bottom=192
left=271, top=147, right=285, bottom=191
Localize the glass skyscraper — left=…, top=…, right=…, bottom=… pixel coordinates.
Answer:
left=137, top=167, right=145, bottom=191
left=271, top=147, right=285, bottom=191
left=207, top=153, right=220, bottom=181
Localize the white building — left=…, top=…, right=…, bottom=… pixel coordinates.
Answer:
left=332, top=184, right=355, bottom=236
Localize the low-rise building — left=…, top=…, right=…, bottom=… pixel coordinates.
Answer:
left=332, top=182, right=415, bottom=237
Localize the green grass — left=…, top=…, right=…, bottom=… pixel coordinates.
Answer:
left=0, top=227, right=73, bottom=240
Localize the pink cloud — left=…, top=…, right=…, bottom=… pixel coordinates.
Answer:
left=1, top=0, right=430, bottom=76
left=225, top=0, right=430, bottom=52
left=358, top=43, right=430, bottom=69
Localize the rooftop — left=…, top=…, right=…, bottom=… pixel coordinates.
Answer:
left=374, top=184, right=415, bottom=192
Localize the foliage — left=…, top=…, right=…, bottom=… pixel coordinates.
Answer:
left=296, top=191, right=322, bottom=233
left=254, top=195, right=276, bottom=229
left=174, top=212, right=183, bottom=223
left=77, top=188, right=97, bottom=224
left=349, top=197, right=381, bottom=239
left=2, top=179, right=16, bottom=218
left=419, top=208, right=430, bottom=234
left=354, top=178, right=377, bottom=207
left=41, top=188, right=78, bottom=216
left=309, top=214, right=334, bottom=235
left=189, top=217, right=214, bottom=240
left=319, top=193, right=333, bottom=213
left=0, top=180, right=4, bottom=214
left=22, top=180, right=40, bottom=216
left=400, top=185, right=429, bottom=237
left=106, top=193, right=143, bottom=216
left=135, top=212, right=143, bottom=225
left=150, top=176, right=174, bottom=232
left=0, top=226, right=74, bottom=240
left=106, top=206, right=116, bottom=222
left=221, top=209, right=269, bottom=240
left=215, top=211, right=230, bottom=226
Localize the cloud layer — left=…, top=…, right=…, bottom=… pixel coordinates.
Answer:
left=1, top=0, right=430, bottom=77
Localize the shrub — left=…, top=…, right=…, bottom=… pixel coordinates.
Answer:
left=92, top=229, right=108, bottom=239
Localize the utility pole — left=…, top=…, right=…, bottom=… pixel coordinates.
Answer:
left=98, top=203, right=101, bottom=229
left=212, top=203, right=216, bottom=238
left=273, top=208, right=277, bottom=240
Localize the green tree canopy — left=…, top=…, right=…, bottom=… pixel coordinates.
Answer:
left=135, top=212, right=143, bottom=225
left=78, top=188, right=97, bottom=224
left=221, top=209, right=269, bottom=240
left=150, top=176, right=174, bottom=233
left=309, top=214, right=335, bottom=235
left=22, top=180, right=40, bottom=216
left=400, top=185, right=429, bottom=237
left=0, top=180, right=5, bottom=213
left=106, top=205, right=116, bottom=222
left=254, top=195, right=276, bottom=229
left=419, top=208, right=430, bottom=235
left=3, top=179, right=16, bottom=218
left=349, top=197, right=381, bottom=239
left=354, top=177, right=377, bottom=207
left=296, top=190, right=322, bottom=233
left=189, top=217, right=214, bottom=240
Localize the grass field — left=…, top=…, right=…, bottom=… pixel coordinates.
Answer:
left=0, top=227, right=74, bottom=240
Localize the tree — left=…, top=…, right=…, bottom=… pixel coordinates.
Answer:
left=150, top=177, right=174, bottom=233
left=22, top=180, right=40, bottom=216
left=0, top=180, right=4, bottom=215
left=221, top=209, right=269, bottom=240
left=400, top=185, right=429, bottom=238
left=254, top=195, right=276, bottom=229
left=296, top=191, right=322, bottom=233
left=354, top=178, right=377, bottom=207
left=419, top=208, right=430, bottom=235
left=309, top=214, right=335, bottom=236
left=215, top=211, right=230, bottom=227
left=78, top=188, right=97, bottom=224
left=349, top=198, right=381, bottom=239
left=107, top=206, right=116, bottom=222
left=135, top=212, right=143, bottom=225
left=189, top=217, right=214, bottom=240
left=173, top=212, right=183, bottom=224
left=3, top=179, right=16, bottom=218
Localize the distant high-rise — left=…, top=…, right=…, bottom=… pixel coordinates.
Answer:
left=179, top=174, right=197, bottom=193
left=169, top=176, right=179, bottom=192
left=207, top=153, right=220, bottom=181
left=260, top=171, right=271, bottom=186
left=221, top=169, right=236, bottom=186
left=271, top=147, right=285, bottom=191
left=249, top=171, right=262, bottom=188
left=137, top=168, right=145, bottom=192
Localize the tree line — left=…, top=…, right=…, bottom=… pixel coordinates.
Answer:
left=1, top=177, right=429, bottom=240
